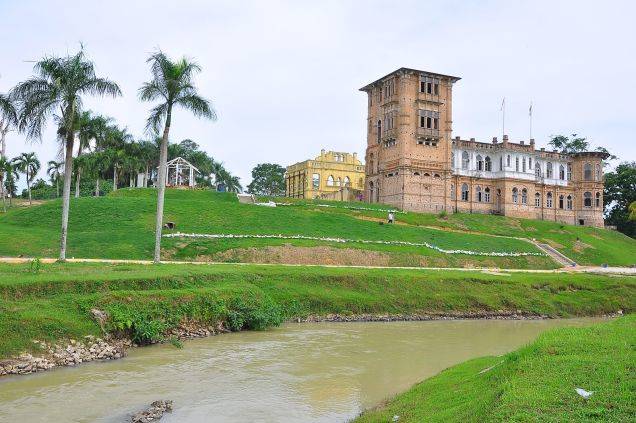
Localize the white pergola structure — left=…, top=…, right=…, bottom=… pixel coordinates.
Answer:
left=164, top=157, right=200, bottom=188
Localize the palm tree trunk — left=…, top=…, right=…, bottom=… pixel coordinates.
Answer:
left=27, top=170, right=32, bottom=205
left=145, top=165, right=149, bottom=187
left=59, top=132, right=75, bottom=262
left=0, top=175, right=5, bottom=213
left=113, top=167, right=118, bottom=191
left=75, top=169, right=81, bottom=198
left=56, top=178, right=60, bottom=198
left=153, top=106, right=172, bottom=263
left=95, top=178, right=100, bottom=197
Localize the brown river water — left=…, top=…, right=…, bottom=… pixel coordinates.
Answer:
left=0, top=318, right=602, bottom=422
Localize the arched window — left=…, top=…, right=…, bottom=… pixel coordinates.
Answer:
left=451, top=152, right=455, bottom=167
left=433, top=173, right=441, bottom=178
left=476, top=186, right=483, bottom=202
left=450, top=184, right=456, bottom=200
left=529, top=158, right=533, bottom=169
left=595, top=164, right=601, bottom=181
left=500, top=156, right=503, bottom=171
left=336, top=177, right=341, bottom=187
left=461, top=183, right=469, bottom=201
left=584, top=192, right=592, bottom=207
left=521, top=188, right=528, bottom=205
left=567, top=164, right=572, bottom=180
left=559, top=195, right=564, bottom=209
left=369, top=181, right=374, bottom=203
left=559, top=165, right=565, bottom=180
left=344, top=176, right=351, bottom=187
left=462, top=151, right=470, bottom=170
left=476, top=155, right=484, bottom=171
left=534, top=192, right=541, bottom=207
left=584, top=163, right=592, bottom=181
left=312, top=173, right=320, bottom=189
left=485, top=156, right=492, bottom=171
left=512, top=187, right=519, bottom=204
left=377, top=120, right=382, bottom=143
left=484, top=187, right=491, bottom=203
left=567, top=195, right=573, bottom=210
left=515, top=157, right=520, bottom=172
left=547, top=192, right=553, bottom=208
left=413, top=171, right=420, bottom=176
left=595, top=192, right=601, bottom=207
left=547, top=162, right=553, bottom=178
left=535, top=164, right=542, bottom=178
left=522, top=157, right=527, bottom=172
left=507, top=155, right=511, bottom=167
left=327, top=175, right=334, bottom=186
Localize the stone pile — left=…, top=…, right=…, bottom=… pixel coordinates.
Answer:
left=131, top=400, right=173, bottom=422
left=302, top=310, right=551, bottom=323
left=167, top=320, right=229, bottom=339
left=0, top=336, right=129, bottom=376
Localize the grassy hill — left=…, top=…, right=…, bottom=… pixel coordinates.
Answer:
left=0, top=189, right=634, bottom=268
left=355, top=315, right=635, bottom=422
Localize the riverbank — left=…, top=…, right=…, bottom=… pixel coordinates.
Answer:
left=354, top=315, right=635, bottom=422
left=0, top=261, right=634, bottom=371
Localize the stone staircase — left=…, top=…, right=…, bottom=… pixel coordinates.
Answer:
left=532, top=241, right=577, bottom=267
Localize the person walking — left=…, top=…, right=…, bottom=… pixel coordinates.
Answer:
left=388, top=211, right=395, bottom=224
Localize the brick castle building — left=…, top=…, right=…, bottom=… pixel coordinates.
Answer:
left=361, top=68, right=608, bottom=227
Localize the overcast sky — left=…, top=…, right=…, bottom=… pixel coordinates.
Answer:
left=1, top=0, right=635, bottom=189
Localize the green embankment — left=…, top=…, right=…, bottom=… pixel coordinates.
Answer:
left=0, top=189, right=634, bottom=267
left=355, top=315, right=635, bottom=422
left=0, top=262, right=634, bottom=358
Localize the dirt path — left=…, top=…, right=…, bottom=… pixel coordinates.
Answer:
left=1, top=256, right=634, bottom=275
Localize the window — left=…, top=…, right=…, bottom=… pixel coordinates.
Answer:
left=559, top=195, right=564, bottom=209
left=484, top=187, right=491, bottom=203
left=336, top=177, right=341, bottom=187
left=477, top=155, right=484, bottom=171
left=522, top=158, right=527, bottom=172
left=507, top=155, right=511, bottom=167
left=515, top=157, right=520, bottom=172
left=595, top=192, right=601, bottom=207
left=584, top=192, right=592, bottom=207
left=312, top=173, right=320, bottom=189
left=485, top=156, right=492, bottom=171
left=547, top=192, right=553, bottom=208
left=327, top=175, right=334, bottom=186
left=462, top=151, right=470, bottom=170
left=596, top=164, right=601, bottom=181
left=567, top=195, right=573, bottom=210
left=461, top=183, right=469, bottom=201
left=451, top=152, right=455, bottom=167
left=534, top=193, right=541, bottom=207
left=419, top=110, right=439, bottom=129
left=476, top=186, right=483, bottom=202
left=521, top=188, right=528, bottom=205
left=529, top=158, right=533, bottom=169
left=344, top=176, right=350, bottom=187
left=567, top=164, right=572, bottom=181
left=512, top=187, right=519, bottom=204
left=377, top=120, right=381, bottom=143
left=584, top=163, right=592, bottom=181
left=500, top=156, right=503, bottom=171
left=369, top=181, right=374, bottom=203
left=546, top=162, right=553, bottom=178
left=450, top=184, right=456, bottom=200
left=535, top=164, right=542, bottom=178
left=434, top=83, right=439, bottom=95
left=559, top=165, right=565, bottom=180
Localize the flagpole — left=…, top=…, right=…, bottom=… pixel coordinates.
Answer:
left=529, top=101, right=533, bottom=140
left=501, top=97, right=506, bottom=138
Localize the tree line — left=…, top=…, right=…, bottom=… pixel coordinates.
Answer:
left=0, top=48, right=241, bottom=262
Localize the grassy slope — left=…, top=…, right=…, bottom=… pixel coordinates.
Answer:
left=0, top=262, right=634, bottom=358
left=1, top=189, right=635, bottom=267
left=0, top=189, right=551, bottom=269
left=355, top=315, right=635, bottom=422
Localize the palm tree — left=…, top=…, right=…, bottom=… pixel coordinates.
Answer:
left=139, top=51, right=216, bottom=263
left=0, top=93, right=18, bottom=202
left=12, top=152, right=40, bottom=205
left=12, top=48, right=121, bottom=261
left=0, top=158, right=19, bottom=210
left=47, top=160, right=63, bottom=197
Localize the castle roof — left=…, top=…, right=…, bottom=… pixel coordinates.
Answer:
left=359, top=67, right=461, bottom=91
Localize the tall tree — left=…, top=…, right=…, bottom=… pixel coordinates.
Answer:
left=47, top=160, right=63, bottom=198
left=247, top=163, right=286, bottom=196
left=0, top=156, right=11, bottom=212
left=12, top=48, right=121, bottom=261
left=548, top=134, right=617, bottom=162
left=0, top=93, right=18, bottom=202
left=12, top=152, right=40, bottom=205
left=1, top=159, right=19, bottom=208
left=139, top=51, right=216, bottom=263
left=604, top=162, right=636, bottom=238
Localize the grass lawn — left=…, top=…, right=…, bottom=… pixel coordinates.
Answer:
left=355, top=315, right=635, bottom=422
left=0, top=261, right=634, bottom=358
left=1, top=189, right=634, bottom=267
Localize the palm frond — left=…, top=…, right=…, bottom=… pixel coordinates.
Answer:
left=145, top=102, right=168, bottom=135
left=175, top=94, right=217, bottom=120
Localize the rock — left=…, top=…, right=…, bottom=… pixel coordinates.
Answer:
left=131, top=400, right=173, bottom=422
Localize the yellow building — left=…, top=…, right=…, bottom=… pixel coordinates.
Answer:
left=285, top=150, right=365, bottom=200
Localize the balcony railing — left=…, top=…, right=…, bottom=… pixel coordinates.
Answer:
left=416, top=127, right=440, bottom=140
